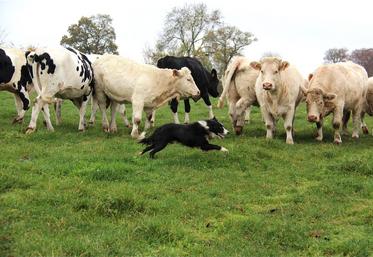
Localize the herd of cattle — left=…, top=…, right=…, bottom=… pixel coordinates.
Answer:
left=1, top=46, right=373, bottom=145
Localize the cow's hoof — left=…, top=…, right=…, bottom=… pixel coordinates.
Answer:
left=102, top=126, right=110, bottom=133
left=315, top=134, right=323, bottom=141
left=110, top=127, right=117, bottom=133
left=362, top=126, right=369, bottom=134
left=78, top=128, right=85, bottom=132
left=25, top=127, right=35, bottom=134
left=88, top=121, right=95, bottom=126
left=286, top=139, right=294, bottom=145
left=12, top=117, right=23, bottom=124
left=334, top=139, right=342, bottom=145
left=47, top=127, right=55, bottom=132
left=126, top=124, right=132, bottom=128
left=234, top=126, right=243, bottom=135
left=352, top=134, right=359, bottom=139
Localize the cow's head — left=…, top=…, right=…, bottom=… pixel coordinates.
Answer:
left=173, top=67, right=200, bottom=100
left=208, top=68, right=219, bottom=97
left=250, top=57, right=290, bottom=91
left=303, top=87, right=336, bottom=123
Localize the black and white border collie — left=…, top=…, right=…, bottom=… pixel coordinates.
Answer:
left=139, top=117, right=229, bottom=158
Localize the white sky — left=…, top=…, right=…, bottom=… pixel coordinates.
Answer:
left=1, top=0, right=372, bottom=76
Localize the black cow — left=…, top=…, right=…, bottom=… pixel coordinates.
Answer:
left=0, top=48, right=32, bottom=123
left=157, top=56, right=219, bottom=124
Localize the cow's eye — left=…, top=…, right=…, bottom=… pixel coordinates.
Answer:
left=274, top=70, right=279, bottom=74
left=260, top=70, right=263, bottom=74
left=187, top=78, right=192, bottom=82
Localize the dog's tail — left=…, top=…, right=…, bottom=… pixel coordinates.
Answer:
left=217, top=57, right=243, bottom=108
left=139, top=134, right=153, bottom=145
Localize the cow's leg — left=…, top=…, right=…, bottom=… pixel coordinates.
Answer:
left=144, top=107, right=154, bottom=130
left=41, top=104, right=54, bottom=131
left=360, top=112, right=368, bottom=134
left=235, top=98, right=253, bottom=135
left=89, top=96, right=99, bottom=125
left=131, top=101, right=144, bottom=139
left=332, top=107, right=343, bottom=144
left=95, top=91, right=110, bottom=132
left=170, top=98, right=180, bottom=124
left=54, top=99, right=62, bottom=125
left=341, top=109, right=350, bottom=135
left=72, top=98, right=88, bottom=131
left=202, top=94, right=214, bottom=119
left=262, top=108, right=275, bottom=139
left=315, top=119, right=324, bottom=141
left=283, top=106, right=295, bottom=144
left=150, top=110, right=156, bottom=127
left=351, top=107, right=362, bottom=139
left=13, top=94, right=25, bottom=124
left=184, top=99, right=191, bottom=124
left=245, top=106, right=252, bottom=124
left=117, top=104, right=131, bottom=128
left=26, top=96, right=45, bottom=134
left=228, top=101, right=238, bottom=130
left=109, top=101, right=118, bottom=133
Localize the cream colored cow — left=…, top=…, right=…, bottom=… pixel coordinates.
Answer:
left=217, top=56, right=259, bottom=135
left=93, top=54, right=200, bottom=139
left=303, top=62, right=368, bottom=144
left=251, top=57, right=305, bottom=144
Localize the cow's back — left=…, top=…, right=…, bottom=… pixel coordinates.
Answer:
left=157, top=56, right=209, bottom=90
left=94, top=54, right=171, bottom=103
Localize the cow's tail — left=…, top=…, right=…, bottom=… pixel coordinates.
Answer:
left=26, top=52, right=43, bottom=97
left=217, top=58, right=241, bottom=108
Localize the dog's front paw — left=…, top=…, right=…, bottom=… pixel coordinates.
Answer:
left=220, top=147, right=229, bottom=153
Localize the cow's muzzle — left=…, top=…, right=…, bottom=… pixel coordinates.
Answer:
left=307, top=115, right=319, bottom=123
left=263, top=82, right=273, bottom=91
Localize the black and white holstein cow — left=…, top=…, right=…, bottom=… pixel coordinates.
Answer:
left=25, top=47, right=94, bottom=133
left=157, top=56, right=219, bottom=124
left=0, top=48, right=32, bottom=123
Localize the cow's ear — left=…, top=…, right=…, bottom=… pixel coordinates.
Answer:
left=172, top=69, right=180, bottom=77
left=323, top=93, right=336, bottom=101
left=280, top=61, right=290, bottom=71
left=211, top=69, right=217, bottom=78
left=308, top=73, right=313, bottom=81
left=250, top=61, right=261, bottom=70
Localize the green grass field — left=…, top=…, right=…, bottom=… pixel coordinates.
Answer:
left=0, top=92, right=372, bottom=257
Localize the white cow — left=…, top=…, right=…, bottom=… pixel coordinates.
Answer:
left=250, top=57, right=305, bottom=144
left=217, top=56, right=259, bottom=135
left=25, top=47, right=94, bottom=133
left=93, top=54, right=200, bottom=139
left=303, top=62, right=368, bottom=143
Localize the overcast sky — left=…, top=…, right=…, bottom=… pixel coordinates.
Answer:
left=1, top=0, right=372, bottom=76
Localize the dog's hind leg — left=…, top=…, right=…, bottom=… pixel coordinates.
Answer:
left=140, top=145, right=155, bottom=155
left=149, top=142, right=168, bottom=158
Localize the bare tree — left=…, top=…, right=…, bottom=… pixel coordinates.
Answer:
left=205, top=25, right=256, bottom=74
left=144, top=3, right=222, bottom=65
left=349, top=48, right=373, bottom=76
left=323, top=48, right=349, bottom=63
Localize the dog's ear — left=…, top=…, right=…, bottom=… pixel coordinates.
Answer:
left=212, top=116, right=217, bottom=121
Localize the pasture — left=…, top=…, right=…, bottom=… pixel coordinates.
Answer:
left=0, top=92, right=372, bottom=256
